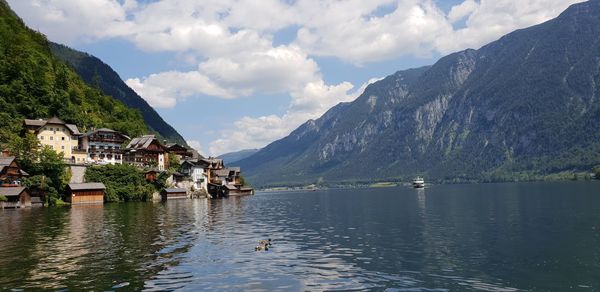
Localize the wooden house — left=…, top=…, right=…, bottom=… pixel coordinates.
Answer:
left=166, top=143, right=192, bottom=159
left=124, top=135, right=169, bottom=171
left=0, top=186, right=31, bottom=208
left=160, top=188, right=188, bottom=200
left=67, top=183, right=106, bottom=205
left=0, top=156, right=29, bottom=186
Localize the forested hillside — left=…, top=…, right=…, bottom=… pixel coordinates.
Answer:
left=0, top=0, right=147, bottom=145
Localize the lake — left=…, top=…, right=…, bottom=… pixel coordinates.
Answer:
left=1, top=181, right=600, bottom=291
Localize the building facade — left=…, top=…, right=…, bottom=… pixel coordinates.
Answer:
left=23, top=117, right=85, bottom=164
left=80, top=128, right=129, bottom=165
left=124, top=135, right=169, bottom=170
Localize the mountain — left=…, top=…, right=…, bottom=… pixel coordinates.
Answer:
left=49, top=43, right=188, bottom=146
left=0, top=1, right=147, bottom=144
left=219, top=149, right=260, bottom=165
left=238, top=0, right=600, bottom=187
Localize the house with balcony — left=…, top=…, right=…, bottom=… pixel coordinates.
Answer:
left=80, top=128, right=129, bottom=164
left=0, top=156, right=28, bottom=187
left=124, top=135, right=169, bottom=171
left=23, top=117, right=85, bottom=164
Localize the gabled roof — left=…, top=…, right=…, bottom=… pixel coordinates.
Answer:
left=0, top=156, right=15, bottom=166
left=214, top=169, right=232, bottom=177
left=83, top=128, right=129, bottom=139
left=126, top=135, right=164, bottom=150
left=65, top=124, right=80, bottom=135
left=23, top=118, right=80, bottom=135
left=68, top=183, right=106, bottom=191
left=24, top=119, right=46, bottom=127
left=0, top=186, right=28, bottom=197
left=46, top=117, right=66, bottom=124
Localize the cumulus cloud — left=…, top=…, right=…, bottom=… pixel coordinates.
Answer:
left=8, top=0, right=584, bottom=62
left=208, top=79, right=374, bottom=156
left=126, top=45, right=320, bottom=107
left=436, top=0, right=582, bottom=53
left=186, top=140, right=203, bottom=154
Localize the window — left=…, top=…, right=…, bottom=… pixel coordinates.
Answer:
left=50, top=136, right=53, bottom=141
left=40, top=136, right=44, bottom=140
left=61, top=146, right=65, bottom=150
left=61, top=137, right=65, bottom=141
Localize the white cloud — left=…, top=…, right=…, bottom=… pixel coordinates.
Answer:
left=186, top=140, right=203, bottom=154
left=436, top=0, right=582, bottom=53
left=208, top=79, right=374, bottom=156
left=448, top=0, right=479, bottom=23
left=8, top=0, right=585, bottom=63
left=126, top=45, right=320, bottom=107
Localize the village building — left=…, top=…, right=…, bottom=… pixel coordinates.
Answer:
left=80, top=128, right=129, bottom=165
left=0, top=156, right=28, bottom=186
left=160, top=188, right=188, bottom=200
left=124, top=135, right=169, bottom=171
left=180, top=159, right=207, bottom=191
left=23, top=117, right=86, bottom=164
left=166, top=143, right=193, bottom=160
left=66, top=183, right=106, bottom=205
left=0, top=186, right=31, bottom=208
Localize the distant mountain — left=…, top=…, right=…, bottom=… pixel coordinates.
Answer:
left=238, top=0, right=600, bottom=187
left=219, top=149, right=260, bottom=165
left=50, top=43, right=188, bottom=146
left=0, top=1, right=147, bottom=144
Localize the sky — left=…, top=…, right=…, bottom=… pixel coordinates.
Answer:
left=7, top=0, right=583, bottom=156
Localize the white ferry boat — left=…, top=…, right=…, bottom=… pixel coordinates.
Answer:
left=412, top=177, right=425, bottom=188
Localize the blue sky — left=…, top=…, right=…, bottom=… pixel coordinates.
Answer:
left=8, top=0, right=581, bottom=156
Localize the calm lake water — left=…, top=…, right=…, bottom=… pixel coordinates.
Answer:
left=1, top=182, right=600, bottom=291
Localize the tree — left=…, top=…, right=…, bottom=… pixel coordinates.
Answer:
left=24, top=175, right=59, bottom=206
left=85, top=164, right=155, bottom=202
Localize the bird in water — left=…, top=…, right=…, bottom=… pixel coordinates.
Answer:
left=255, top=238, right=272, bottom=251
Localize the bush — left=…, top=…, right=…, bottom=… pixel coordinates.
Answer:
left=84, top=164, right=156, bottom=202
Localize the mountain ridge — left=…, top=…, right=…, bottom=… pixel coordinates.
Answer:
left=49, top=43, right=188, bottom=146
left=238, top=0, right=600, bottom=187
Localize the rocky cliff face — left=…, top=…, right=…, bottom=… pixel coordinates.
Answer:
left=239, top=0, right=600, bottom=186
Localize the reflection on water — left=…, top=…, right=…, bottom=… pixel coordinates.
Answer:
left=1, top=182, right=600, bottom=290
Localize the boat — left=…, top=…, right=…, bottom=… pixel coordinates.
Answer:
left=412, top=177, right=425, bottom=188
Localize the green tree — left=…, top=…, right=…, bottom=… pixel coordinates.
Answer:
left=85, top=164, right=156, bottom=202
left=24, top=175, right=60, bottom=206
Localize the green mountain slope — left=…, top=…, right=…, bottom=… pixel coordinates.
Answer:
left=238, top=0, right=600, bottom=186
left=49, top=43, right=188, bottom=146
left=0, top=1, right=147, bottom=143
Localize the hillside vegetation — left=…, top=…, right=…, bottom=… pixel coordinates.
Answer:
left=0, top=1, right=147, bottom=145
